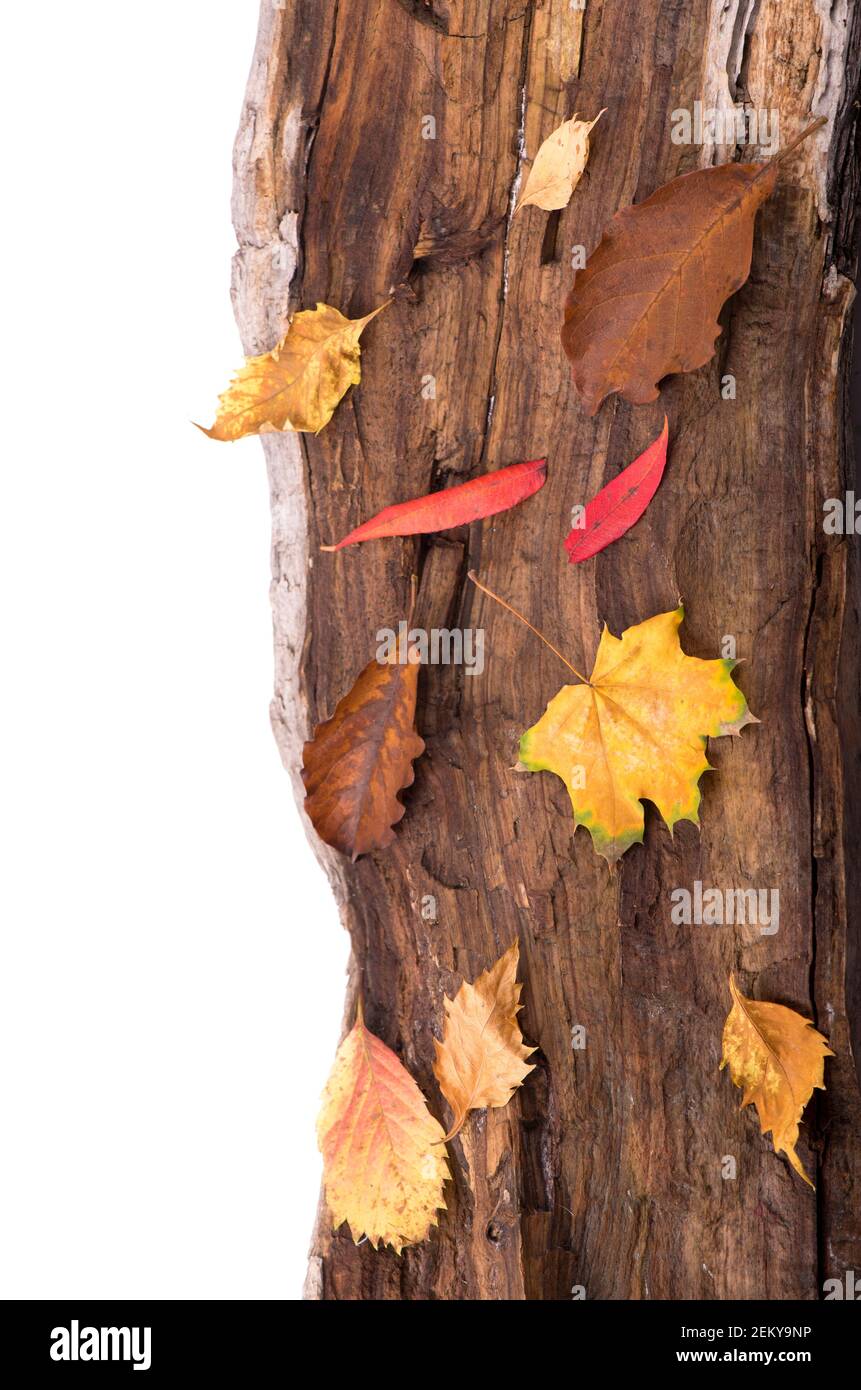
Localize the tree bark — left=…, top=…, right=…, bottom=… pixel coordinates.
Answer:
left=230, top=0, right=861, bottom=1300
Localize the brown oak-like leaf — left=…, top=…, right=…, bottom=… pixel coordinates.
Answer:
left=317, top=1007, right=449, bottom=1253
left=433, top=941, right=536, bottom=1139
left=561, top=122, right=826, bottom=413
left=301, top=647, right=424, bottom=860
left=720, top=973, right=833, bottom=1187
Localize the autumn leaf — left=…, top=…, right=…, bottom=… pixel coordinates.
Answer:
left=321, top=459, right=546, bottom=551
left=566, top=418, right=668, bottom=563
left=515, top=110, right=604, bottom=213
left=199, top=300, right=388, bottom=440
left=721, top=973, right=833, bottom=1187
left=562, top=120, right=824, bottom=414
left=302, top=643, right=424, bottom=860
left=317, top=1007, right=449, bottom=1253
left=517, top=607, right=755, bottom=863
left=433, top=941, right=535, bottom=1140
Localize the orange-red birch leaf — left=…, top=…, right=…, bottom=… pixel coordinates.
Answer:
left=302, top=650, right=424, bottom=860
left=565, top=418, right=668, bottom=563
left=433, top=941, right=536, bottom=1140
left=317, top=1011, right=449, bottom=1253
left=321, top=458, right=546, bottom=551
left=561, top=120, right=824, bottom=414
left=720, top=973, right=833, bottom=1188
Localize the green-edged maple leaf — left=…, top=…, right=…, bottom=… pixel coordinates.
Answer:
left=518, top=607, right=756, bottom=863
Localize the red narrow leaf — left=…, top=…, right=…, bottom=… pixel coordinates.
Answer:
left=565, top=418, right=669, bottom=564
left=321, top=459, right=547, bottom=551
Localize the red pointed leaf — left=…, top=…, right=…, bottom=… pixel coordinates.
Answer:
left=565, top=419, right=668, bottom=564
left=322, top=459, right=547, bottom=551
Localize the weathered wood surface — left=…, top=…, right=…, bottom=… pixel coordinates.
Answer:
left=230, top=0, right=861, bottom=1299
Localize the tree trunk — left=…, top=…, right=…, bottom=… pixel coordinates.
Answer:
left=230, top=0, right=861, bottom=1300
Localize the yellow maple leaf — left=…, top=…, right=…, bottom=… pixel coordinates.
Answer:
left=317, top=1007, right=448, bottom=1253
left=515, top=110, right=604, bottom=214
left=721, top=973, right=833, bottom=1187
left=433, top=941, right=536, bottom=1140
left=518, top=607, right=756, bottom=864
left=200, top=300, right=388, bottom=440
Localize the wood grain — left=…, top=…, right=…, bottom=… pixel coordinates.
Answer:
left=230, top=0, right=861, bottom=1300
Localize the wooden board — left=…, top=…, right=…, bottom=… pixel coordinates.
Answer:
left=229, top=0, right=861, bottom=1300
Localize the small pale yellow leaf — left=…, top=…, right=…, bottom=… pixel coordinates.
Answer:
left=200, top=300, right=388, bottom=440
left=433, top=940, right=536, bottom=1140
left=317, top=1014, right=449, bottom=1254
left=515, top=110, right=604, bottom=213
left=720, top=973, right=833, bottom=1187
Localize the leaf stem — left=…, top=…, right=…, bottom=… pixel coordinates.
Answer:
left=467, top=570, right=590, bottom=684
left=768, top=115, right=827, bottom=168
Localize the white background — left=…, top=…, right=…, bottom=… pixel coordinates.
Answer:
left=0, top=3, right=346, bottom=1298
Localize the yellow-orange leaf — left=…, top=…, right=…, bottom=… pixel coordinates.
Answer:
left=200, top=300, right=388, bottom=440
left=317, top=1011, right=449, bottom=1253
left=515, top=110, right=604, bottom=214
left=720, top=973, right=832, bottom=1187
left=433, top=941, right=536, bottom=1140
left=518, top=607, right=755, bottom=864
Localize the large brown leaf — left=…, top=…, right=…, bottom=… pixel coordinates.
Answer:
left=561, top=122, right=823, bottom=414
left=301, top=649, right=425, bottom=860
